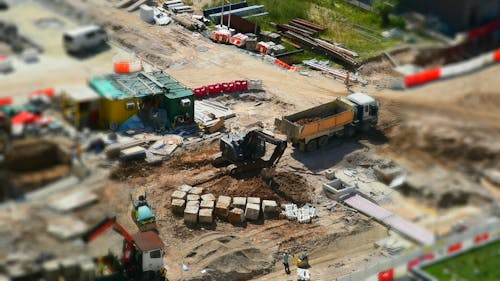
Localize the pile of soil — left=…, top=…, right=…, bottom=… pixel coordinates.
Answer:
left=269, top=172, right=312, bottom=205
left=200, top=176, right=283, bottom=203
left=170, top=146, right=219, bottom=169
left=3, top=139, right=70, bottom=189
left=295, top=117, right=321, bottom=125
left=180, top=233, right=274, bottom=281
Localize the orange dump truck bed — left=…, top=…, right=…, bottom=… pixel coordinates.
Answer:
left=275, top=97, right=354, bottom=144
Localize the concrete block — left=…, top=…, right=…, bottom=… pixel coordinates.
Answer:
left=42, top=260, right=60, bottom=281
left=228, top=208, right=245, bottom=224
left=178, top=184, right=193, bottom=193
left=215, top=196, right=231, bottom=218
left=171, top=199, right=186, bottom=214
left=262, top=200, right=279, bottom=219
left=232, top=196, right=246, bottom=210
left=49, top=190, right=98, bottom=213
left=323, top=179, right=355, bottom=201
left=171, top=190, right=187, bottom=200
left=247, top=197, right=261, bottom=206
left=47, top=217, right=88, bottom=240
left=201, top=193, right=216, bottom=201
left=200, top=200, right=215, bottom=209
left=61, top=258, right=79, bottom=281
left=184, top=205, right=199, bottom=224
left=79, top=260, right=96, bottom=281
left=198, top=208, right=214, bottom=224
left=188, top=186, right=203, bottom=195
left=245, top=203, right=260, bottom=221
left=186, top=200, right=200, bottom=208
left=187, top=194, right=200, bottom=202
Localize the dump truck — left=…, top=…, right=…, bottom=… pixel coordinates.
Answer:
left=275, top=93, right=378, bottom=151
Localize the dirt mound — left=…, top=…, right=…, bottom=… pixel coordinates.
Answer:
left=457, top=92, right=500, bottom=111
left=269, top=172, right=312, bottom=205
left=181, top=234, right=274, bottom=281
left=170, top=146, right=219, bottom=169
left=2, top=139, right=70, bottom=190
left=200, top=176, right=283, bottom=203
left=5, top=139, right=69, bottom=172
left=296, top=117, right=321, bottom=125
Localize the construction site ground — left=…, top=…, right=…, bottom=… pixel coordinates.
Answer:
left=1, top=1, right=500, bottom=280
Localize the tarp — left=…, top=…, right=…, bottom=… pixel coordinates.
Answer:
left=11, top=111, right=41, bottom=125
left=137, top=205, right=154, bottom=221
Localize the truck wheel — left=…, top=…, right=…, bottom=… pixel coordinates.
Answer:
left=318, top=136, right=328, bottom=148
left=343, top=126, right=355, bottom=138
left=306, top=140, right=318, bottom=152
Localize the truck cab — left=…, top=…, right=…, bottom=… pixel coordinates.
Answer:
left=346, top=93, right=379, bottom=129
left=132, top=231, right=165, bottom=273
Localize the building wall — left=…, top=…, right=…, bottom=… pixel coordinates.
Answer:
left=399, top=0, right=500, bottom=33
left=99, top=98, right=138, bottom=129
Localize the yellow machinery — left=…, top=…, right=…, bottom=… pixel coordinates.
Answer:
left=293, top=253, right=310, bottom=269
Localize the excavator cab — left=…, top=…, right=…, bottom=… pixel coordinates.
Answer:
left=213, top=129, right=287, bottom=175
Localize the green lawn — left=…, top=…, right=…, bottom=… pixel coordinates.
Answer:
left=423, top=240, right=500, bottom=281
left=246, top=0, right=402, bottom=60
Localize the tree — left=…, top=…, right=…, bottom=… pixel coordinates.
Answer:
left=373, top=0, right=399, bottom=26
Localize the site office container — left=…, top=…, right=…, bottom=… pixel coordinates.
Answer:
left=161, top=89, right=194, bottom=128
left=99, top=97, right=138, bottom=130
left=275, top=97, right=355, bottom=151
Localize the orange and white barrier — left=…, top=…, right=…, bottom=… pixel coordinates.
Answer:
left=274, top=58, right=298, bottom=71
left=113, top=53, right=143, bottom=74
left=405, top=48, right=500, bottom=87
left=211, top=29, right=231, bottom=44
left=230, top=33, right=248, bottom=48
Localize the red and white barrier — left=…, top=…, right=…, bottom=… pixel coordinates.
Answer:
left=193, top=80, right=249, bottom=98
left=274, top=58, right=298, bottom=71
left=404, top=48, right=500, bottom=87
left=230, top=33, right=248, bottom=48
left=336, top=218, right=500, bottom=281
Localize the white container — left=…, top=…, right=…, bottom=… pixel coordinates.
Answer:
left=140, top=5, right=155, bottom=23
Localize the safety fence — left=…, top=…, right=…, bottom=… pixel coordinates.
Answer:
left=193, top=80, right=249, bottom=98
left=404, top=48, right=500, bottom=87
left=464, top=20, right=500, bottom=42
left=334, top=218, right=500, bottom=281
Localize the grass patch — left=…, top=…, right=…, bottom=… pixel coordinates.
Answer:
left=423, top=240, right=500, bottom=281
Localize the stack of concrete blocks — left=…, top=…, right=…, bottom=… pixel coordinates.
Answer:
left=61, top=259, right=79, bottom=281
left=228, top=208, right=245, bottom=224
left=78, top=260, right=96, bottom=281
left=184, top=186, right=202, bottom=224
left=262, top=200, right=279, bottom=219
left=229, top=196, right=247, bottom=224
left=41, top=258, right=96, bottom=281
left=283, top=203, right=298, bottom=221
left=297, top=207, right=311, bottom=223
left=232, top=197, right=247, bottom=210
left=215, top=195, right=232, bottom=219
left=42, top=260, right=60, bottom=281
left=245, top=197, right=261, bottom=221
left=171, top=189, right=187, bottom=215
left=199, top=193, right=215, bottom=224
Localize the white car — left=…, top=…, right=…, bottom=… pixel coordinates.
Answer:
left=63, top=25, right=107, bottom=54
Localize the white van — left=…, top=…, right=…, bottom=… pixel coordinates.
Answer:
left=63, top=25, right=107, bottom=53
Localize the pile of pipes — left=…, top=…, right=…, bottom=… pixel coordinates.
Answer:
left=303, top=59, right=365, bottom=84
left=277, top=18, right=359, bottom=68
left=277, top=18, right=326, bottom=37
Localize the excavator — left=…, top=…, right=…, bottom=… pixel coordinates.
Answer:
left=83, top=216, right=167, bottom=281
left=212, top=129, right=287, bottom=176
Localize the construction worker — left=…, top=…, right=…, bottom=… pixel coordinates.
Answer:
left=283, top=252, right=291, bottom=274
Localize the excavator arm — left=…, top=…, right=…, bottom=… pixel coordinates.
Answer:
left=82, top=216, right=134, bottom=245
left=245, top=130, right=287, bottom=167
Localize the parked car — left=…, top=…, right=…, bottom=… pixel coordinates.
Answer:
left=63, top=25, right=107, bottom=54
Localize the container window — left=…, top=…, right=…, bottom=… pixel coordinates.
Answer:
left=125, top=101, right=136, bottom=110
left=180, top=98, right=191, bottom=107
left=150, top=249, right=161, bottom=259
left=63, top=34, right=73, bottom=42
